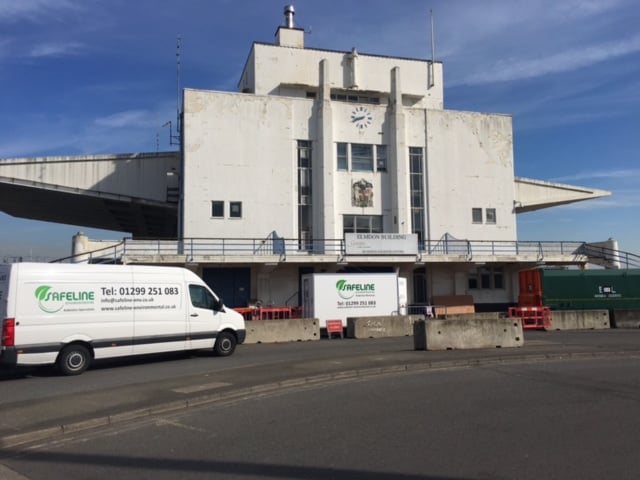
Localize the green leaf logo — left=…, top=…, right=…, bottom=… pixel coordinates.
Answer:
left=35, top=285, right=52, bottom=301
left=34, top=285, right=63, bottom=313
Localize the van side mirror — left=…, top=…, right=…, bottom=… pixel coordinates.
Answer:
left=213, top=297, right=225, bottom=312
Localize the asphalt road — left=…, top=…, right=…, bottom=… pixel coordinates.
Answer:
left=2, top=356, right=639, bottom=480
left=1, top=330, right=639, bottom=479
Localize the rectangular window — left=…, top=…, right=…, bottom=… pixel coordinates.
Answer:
left=351, top=144, right=374, bottom=171
left=472, top=208, right=483, bottom=224
left=468, top=267, right=504, bottom=290
left=337, top=143, right=348, bottom=171
left=409, top=147, right=426, bottom=248
left=298, top=140, right=313, bottom=250
left=486, top=208, right=496, bottom=224
left=211, top=201, right=224, bottom=218
left=229, top=201, right=242, bottom=218
left=343, top=215, right=383, bottom=235
left=376, top=145, right=387, bottom=172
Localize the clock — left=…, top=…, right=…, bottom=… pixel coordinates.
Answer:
left=350, top=105, right=373, bottom=129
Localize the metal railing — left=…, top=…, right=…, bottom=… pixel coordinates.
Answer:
left=49, top=237, right=598, bottom=264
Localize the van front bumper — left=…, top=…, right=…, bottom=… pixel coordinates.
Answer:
left=236, top=329, right=246, bottom=345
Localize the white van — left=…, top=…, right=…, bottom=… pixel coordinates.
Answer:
left=0, top=263, right=246, bottom=375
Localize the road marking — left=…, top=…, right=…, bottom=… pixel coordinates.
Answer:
left=172, top=381, right=231, bottom=394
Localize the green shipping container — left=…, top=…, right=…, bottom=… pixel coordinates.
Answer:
left=540, top=269, right=640, bottom=310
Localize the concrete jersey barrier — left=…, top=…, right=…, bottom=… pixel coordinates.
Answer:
left=550, top=310, right=610, bottom=331
left=346, top=315, right=422, bottom=339
left=414, top=317, right=524, bottom=351
left=244, top=318, right=320, bottom=344
left=611, top=310, right=640, bottom=329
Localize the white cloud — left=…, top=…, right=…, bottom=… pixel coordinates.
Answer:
left=0, top=0, right=78, bottom=22
left=94, top=110, right=156, bottom=129
left=29, top=41, right=84, bottom=58
left=551, top=169, right=640, bottom=183
left=453, top=33, right=640, bottom=86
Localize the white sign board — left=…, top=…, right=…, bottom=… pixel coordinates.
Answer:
left=345, top=233, right=418, bottom=255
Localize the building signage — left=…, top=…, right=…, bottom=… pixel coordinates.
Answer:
left=345, top=233, right=418, bottom=255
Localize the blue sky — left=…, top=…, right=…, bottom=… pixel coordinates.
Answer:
left=1, top=0, right=639, bottom=260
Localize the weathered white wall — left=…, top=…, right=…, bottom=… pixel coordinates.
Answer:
left=241, top=43, right=443, bottom=109
left=183, top=87, right=517, bottom=246
left=424, top=110, right=516, bottom=242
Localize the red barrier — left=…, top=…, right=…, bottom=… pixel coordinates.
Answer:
left=234, top=306, right=303, bottom=321
left=509, top=306, right=552, bottom=330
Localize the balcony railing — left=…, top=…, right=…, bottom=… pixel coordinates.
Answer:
left=53, top=237, right=595, bottom=264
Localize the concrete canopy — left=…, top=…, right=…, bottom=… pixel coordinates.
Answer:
left=0, top=152, right=179, bottom=238
left=514, top=177, right=611, bottom=213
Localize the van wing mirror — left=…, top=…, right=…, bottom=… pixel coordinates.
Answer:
left=212, top=297, right=225, bottom=312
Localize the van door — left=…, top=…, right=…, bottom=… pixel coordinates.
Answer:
left=187, top=284, right=222, bottom=350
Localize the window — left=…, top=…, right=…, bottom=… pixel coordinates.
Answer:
left=351, top=144, right=374, bottom=171
left=330, top=93, right=380, bottom=104
left=298, top=140, right=313, bottom=250
left=337, top=143, right=348, bottom=171
left=409, top=147, right=426, bottom=248
left=343, top=215, right=383, bottom=235
left=229, top=202, right=242, bottom=218
left=336, top=142, right=387, bottom=172
left=376, top=145, right=387, bottom=172
left=472, top=208, right=483, bottom=224
left=211, top=201, right=224, bottom=218
left=189, top=285, right=217, bottom=310
left=468, top=267, right=504, bottom=290
left=486, top=208, right=496, bottom=224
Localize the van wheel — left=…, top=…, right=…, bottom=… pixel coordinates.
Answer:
left=57, top=344, right=91, bottom=376
left=213, top=332, right=236, bottom=357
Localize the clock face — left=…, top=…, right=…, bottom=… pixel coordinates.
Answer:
left=350, top=105, right=373, bottom=130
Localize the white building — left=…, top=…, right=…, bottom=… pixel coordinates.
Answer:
left=0, top=5, right=612, bottom=312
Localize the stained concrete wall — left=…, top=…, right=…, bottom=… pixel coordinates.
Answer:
left=611, top=310, right=640, bottom=329
left=244, top=318, right=320, bottom=344
left=415, top=317, right=523, bottom=350
left=551, top=310, right=610, bottom=330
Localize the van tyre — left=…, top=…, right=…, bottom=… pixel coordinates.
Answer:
left=57, top=344, right=91, bottom=376
left=214, top=331, right=236, bottom=357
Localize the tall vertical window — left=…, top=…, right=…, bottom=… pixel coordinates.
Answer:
left=409, top=147, right=426, bottom=248
left=337, top=143, right=348, bottom=171
left=376, top=145, right=387, bottom=172
left=298, top=140, right=313, bottom=250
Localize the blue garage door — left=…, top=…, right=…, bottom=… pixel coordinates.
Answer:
left=202, top=268, right=250, bottom=308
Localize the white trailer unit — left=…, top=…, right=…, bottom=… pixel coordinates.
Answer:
left=301, top=273, right=406, bottom=328
left=0, top=263, right=246, bottom=375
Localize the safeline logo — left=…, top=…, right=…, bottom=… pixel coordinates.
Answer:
left=34, top=285, right=95, bottom=313
left=335, top=279, right=375, bottom=300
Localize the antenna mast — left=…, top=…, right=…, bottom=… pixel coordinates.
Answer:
left=176, top=34, right=182, bottom=139
left=429, top=10, right=435, bottom=88
left=163, top=35, right=182, bottom=146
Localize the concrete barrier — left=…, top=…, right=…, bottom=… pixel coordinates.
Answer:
left=346, top=315, right=422, bottom=339
left=610, top=310, right=640, bottom=329
left=551, top=310, right=610, bottom=330
left=414, top=317, right=523, bottom=351
left=244, top=318, right=320, bottom=344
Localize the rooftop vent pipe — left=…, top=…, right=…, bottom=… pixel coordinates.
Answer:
left=284, top=5, right=295, bottom=28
